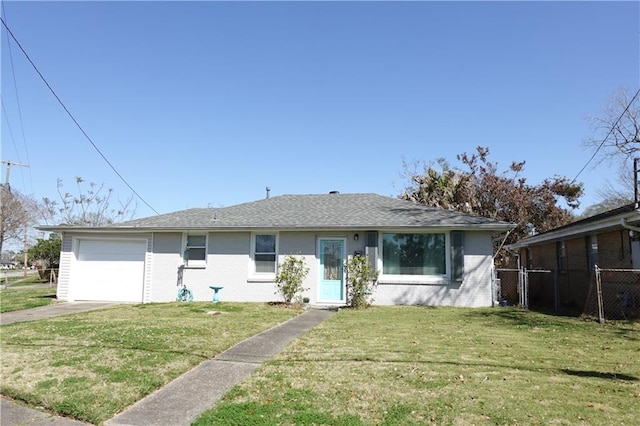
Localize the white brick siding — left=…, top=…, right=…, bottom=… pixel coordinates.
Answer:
left=57, top=229, right=496, bottom=307
left=373, top=231, right=493, bottom=307
left=55, top=233, right=74, bottom=301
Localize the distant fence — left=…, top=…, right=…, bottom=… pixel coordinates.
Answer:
left=494, top=268, right=552, bottom=309
left=1, top=268, right=58, bottom=287
left=494, top=267, right=640, bottom=322
left=584, top=267, right=640, bottom=322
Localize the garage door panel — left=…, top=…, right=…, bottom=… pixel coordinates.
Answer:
left=72, top=239, right=146, bottom=302
left=78, top=240, right=146, bottom=262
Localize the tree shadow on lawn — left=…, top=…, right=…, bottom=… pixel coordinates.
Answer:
left=463, top=306, right=640, bottom=342
left=561, top=369, right=638, bottom=381
left=270, top=357, right=640, bottom=382
left=463, top=306, right=574, bottom=327
left=4, top=338, right=212, bottom=361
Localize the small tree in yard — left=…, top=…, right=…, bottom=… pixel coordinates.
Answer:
left=345, top=255, right=379, bottom=309
left=275, top=255, right=309, bottom=304
left=27, top=234, right=62, bottom=281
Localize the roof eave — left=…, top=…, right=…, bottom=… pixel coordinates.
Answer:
left=508, top=209, right=640, bottom=250
left=38, top=223, right=515, bottom=233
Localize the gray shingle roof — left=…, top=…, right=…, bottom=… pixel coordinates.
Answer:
left=81, top=193, right=511, bottom=231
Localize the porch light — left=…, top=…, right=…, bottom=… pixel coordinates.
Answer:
left=354, top=233, right=359, bottom=241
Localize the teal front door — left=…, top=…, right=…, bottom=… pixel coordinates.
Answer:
left=319, top=239, right=345, bottom=302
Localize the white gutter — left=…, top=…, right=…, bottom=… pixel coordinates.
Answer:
left=621, top=217, right=640, bottom=234
left=508, top=209, right=640, bottom=250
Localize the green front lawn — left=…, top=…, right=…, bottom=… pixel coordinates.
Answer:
left=196, top=307, right=640, bottom=425
left=0, top=302, right=302, bottom=424
left=0, top=287, right=58, bottom=313
left=2, top=304, right=638, bottom=425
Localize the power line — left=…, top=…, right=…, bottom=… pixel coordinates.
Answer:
left=0, top=16, right=160, bottom=216
left=1, top=0, right=32, bottom=194
left=571, top=87, right=640, bottom=184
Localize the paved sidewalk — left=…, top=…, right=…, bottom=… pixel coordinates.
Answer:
left=1, top=307, right=335, bottom=426
left=0, top=398, right=91, bottom=425
left=105, top=308, right=335, bottom=426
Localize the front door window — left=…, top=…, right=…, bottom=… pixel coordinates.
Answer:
left=319, top=239, right=345, bottom=302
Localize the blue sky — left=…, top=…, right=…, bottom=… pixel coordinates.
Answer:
left=2, top=0, right=639, bottom=221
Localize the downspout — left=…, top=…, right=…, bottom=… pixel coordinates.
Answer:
left=492, top=229, right=512, bottom=264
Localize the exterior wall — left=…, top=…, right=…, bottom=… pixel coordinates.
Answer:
left=149, top=232, right=183, bottom=302
left=279, top=231, right=320, bottom=303
left=148, top=231, right=257, bottom=303
left=209, top=231, right=265, bottom=303
left=58, top=229, right=500, bottom=307
left=516, top=227, right=637, bottom=312
left=143, top=236, right=153, bottom=303
left=373, top=231, right=494, bottom=307
left=56, top=233, right=74, bottom=301
left=598, top=229, right=633, bottom=269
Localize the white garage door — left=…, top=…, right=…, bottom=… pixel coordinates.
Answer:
left=71, top=239, right=146, bottom=302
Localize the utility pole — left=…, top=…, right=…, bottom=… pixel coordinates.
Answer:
left=0, top=160, right=30, bottom=273
left=1, top=160, right=29, bottom=193
left=634, top=158, right=639, bottom=208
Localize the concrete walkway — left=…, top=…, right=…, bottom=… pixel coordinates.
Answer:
left=1, top=306, right=335, bottom=426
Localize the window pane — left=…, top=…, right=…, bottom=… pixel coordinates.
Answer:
left=256, top=235, right=276, bottom=253
left=255, top=254, right=276, bottom=273
left=187, top=235, right=206, bottom=247
left=188, top=247, right=206, bottom=261
left=382, top=233, right=445, bottom=275
left=323, top=241, right=342, bottom=280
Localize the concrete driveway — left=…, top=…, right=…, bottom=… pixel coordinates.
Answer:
left=0, top=301, right=123, bottom=325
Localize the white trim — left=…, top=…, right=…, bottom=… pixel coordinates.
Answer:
left=182, top=233, right=208, bottom=268
left=248, top=232, right=279, bottom=281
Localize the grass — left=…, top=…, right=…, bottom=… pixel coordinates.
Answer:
left=0, top=286, right=58, bottom=313
left=195, top=306, right=640, bottom=426
left=0, top=302, right=302, bottom=424
left=0, top=271, right=42, bottom=286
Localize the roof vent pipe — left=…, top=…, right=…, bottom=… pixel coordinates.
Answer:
left=266, top=187, right=270, bottom=199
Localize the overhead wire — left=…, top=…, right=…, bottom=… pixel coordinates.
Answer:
left=571, top=87, right=640, bottom=184
left=1, top=99, right=21, bottom=162
left=1, top=0, right=33, bottom=193
left=0, top=16, right=160, bottom=215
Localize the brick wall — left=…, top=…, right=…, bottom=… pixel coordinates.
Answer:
left=514, top=226, right=636, bottom=312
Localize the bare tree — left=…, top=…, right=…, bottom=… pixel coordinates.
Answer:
left=585, top=86, right=640, bottom=162
left=583, top=86, right=640, bottom=206
left=0, top=185, right=33, bottom=255
left=41, top=177, right=137, bottom=226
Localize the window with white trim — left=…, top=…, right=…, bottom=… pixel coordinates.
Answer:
left=184, top=235, right=207, bottom=267
left=382, top=232, right=446, bottom=276
left=253, top=234, right=277, bottom=274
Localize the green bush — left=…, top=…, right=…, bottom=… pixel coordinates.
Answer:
left=345, top=255, right=379, bottom=309
left=275, top=255, right=310, bottom=304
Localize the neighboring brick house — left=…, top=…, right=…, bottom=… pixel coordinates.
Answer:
left=38, top=192, right=513, bottom=307
left=506, top=203, right=640, bottom=313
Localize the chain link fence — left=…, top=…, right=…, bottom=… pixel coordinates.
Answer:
left=494, top=267, right=640, bottom=322
left=584, top=267, right=640, bottom=322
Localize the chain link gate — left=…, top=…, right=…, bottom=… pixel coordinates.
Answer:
left=584, top=267, right=640, bottom=322
left=494, top=268, right=553, bottom=309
